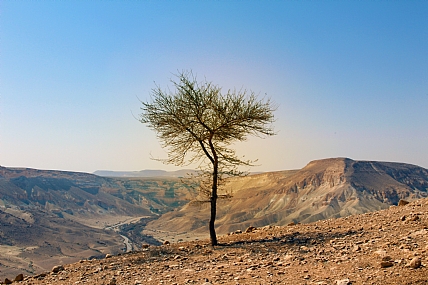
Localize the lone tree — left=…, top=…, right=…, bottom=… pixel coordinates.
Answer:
left=139, top=71, right=276, bottom=246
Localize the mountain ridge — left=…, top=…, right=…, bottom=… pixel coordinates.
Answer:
left=145, top=158, right=428, bottom=241
left=93, top=169, right=197, bottom=178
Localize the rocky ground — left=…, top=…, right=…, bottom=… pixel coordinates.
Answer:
left=2, top=198, right=428, bottom=285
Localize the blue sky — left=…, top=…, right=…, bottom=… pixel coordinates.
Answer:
left=1, top=1, right=427, bottom=173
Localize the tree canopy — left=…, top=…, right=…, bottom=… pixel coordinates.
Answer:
left=139, top=71, right=276, bottom=245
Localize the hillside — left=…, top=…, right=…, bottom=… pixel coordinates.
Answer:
left=10, top=197, right=428, bottom=285
left=1, top=158, right=427, bottom=281
left=145, top=158, right=428, bottom=241
left=0, top=167, right=195, bottom=279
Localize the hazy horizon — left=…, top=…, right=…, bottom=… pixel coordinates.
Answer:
left=1, top=1, right=427, bottom=173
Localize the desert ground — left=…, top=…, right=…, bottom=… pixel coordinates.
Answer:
left=4, top=197, right=427, bottom=285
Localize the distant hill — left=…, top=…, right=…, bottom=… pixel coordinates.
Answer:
left=93, top=169, right=197, bottom=178
left=144, top=158, right=428, bottom=241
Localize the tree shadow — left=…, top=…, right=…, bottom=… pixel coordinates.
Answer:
left=216, top=228, right=359, bottom=249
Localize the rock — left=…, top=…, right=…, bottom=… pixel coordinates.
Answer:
left=105, top=254, right=113, bottom=259
left=408, top=257, right=422, bottom=269
left=374, top=250, right=387, bottom=256
left=398, top=199, right=410, bottom=206
left=380, top=261, right=394, bottom=268
left=163, top=240, right=170, bottom=245
left=4, top=278, right=13, bottom=284
left=245, top=226, right=257, bottom=233
left=336, top=279, right=351, bottom=285
left=34, top=273, right=47, bottom=278
left=14, top=273, right=24, bottom=281
left=109, top=277, right=117, bottom=285
left=52, top=265, right=64, bottom=273
left=409, top=215, right=420, bottom=221
left=287, top=222, right=296, bottom=226
left=141, top=244, right=150, bottom=249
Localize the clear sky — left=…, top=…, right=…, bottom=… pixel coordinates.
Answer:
left=1, top=1, right=427, bottom=173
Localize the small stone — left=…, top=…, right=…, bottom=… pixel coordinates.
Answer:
left=409, top=257, right=422, bottom=269
left=141, top=244, right=150, bottom=249
left=374, top=250, right=387, bottom=256
left=380, top=261, right=394, bottom=268
left=398, top=199, right=410, bottom=206
left=105, top=254, right=112, bottom=259
left=109, top=277, right=117, bottom=285
left=336, top=279, right=350, bottom=285
left=4, top=278, right=13, bottom=284
left=163, top=240, right=170, bottom=245
left=409, top=215, right=420, bottom=221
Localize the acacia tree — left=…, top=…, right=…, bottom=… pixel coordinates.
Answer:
left=139, top=71, right=276, bottom=246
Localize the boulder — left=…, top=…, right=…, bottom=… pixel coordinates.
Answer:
left=52, top=265, right=64, bottom=273
left=245, top=226, right=257, bottom=233
left=14, top=273, right=24, bottom=281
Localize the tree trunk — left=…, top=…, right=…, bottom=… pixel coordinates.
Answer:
left=209, top=159, right=218, bottom=246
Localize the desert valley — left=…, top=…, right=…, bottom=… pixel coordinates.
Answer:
left=0, top=157, right=427, bottom=284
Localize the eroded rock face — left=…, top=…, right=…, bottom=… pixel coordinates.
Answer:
left=146, top=158, right=428, bottom=239
left=0, top=165, right=193, bottom=279
left=11, top=197, right=428, bottom=285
